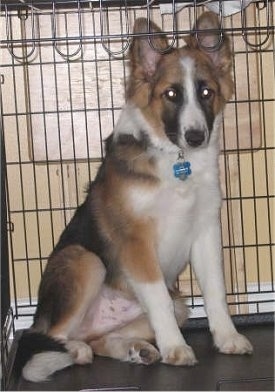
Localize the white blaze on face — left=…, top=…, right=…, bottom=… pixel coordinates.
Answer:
left=179, top=57, right=209, bottom=148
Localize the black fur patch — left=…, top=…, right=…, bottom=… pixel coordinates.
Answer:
left=105, top=132, right=157, bottom=182
left=53, top=200, right=106, bottom=257
left=106, top=132, right=150, bottom=153
left=13, top=331, right=67, bottom=377
left=196, top=79, right=215, bottom=136
left=161, top=84, right=184, bottom=146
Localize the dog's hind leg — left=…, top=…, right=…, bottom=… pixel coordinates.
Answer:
left=36, top=245, right=106, bottom=365
left=90, top=295, right=188, bottom=365
left=90, top=314, right=159, bottom=365
left=21, top=245, right=107, bottom=382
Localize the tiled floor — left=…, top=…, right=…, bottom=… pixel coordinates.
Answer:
left=7, top=322, right=274, bottom=391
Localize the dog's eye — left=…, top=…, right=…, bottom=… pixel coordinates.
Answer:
left=163, top=87, right=182, bottom=104
left=200, top=87, right=213, bottom=100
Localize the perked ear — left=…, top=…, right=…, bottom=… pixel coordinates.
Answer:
left=185, top=11, right=233, bottom=100
left=129, top=18, right=169, bottom=80
left=185, top=11, right=232, bottom=76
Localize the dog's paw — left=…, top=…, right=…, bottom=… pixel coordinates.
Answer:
left=161, top=344, right=198, bottom=366
left=127, top=340, right=161, bottom=365
left=215, top=332, right=253, bottom=355
left=65, top=340, right=94, bottom=364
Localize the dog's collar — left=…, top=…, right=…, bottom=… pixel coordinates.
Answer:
left=173, top=150, right=192, bottom=181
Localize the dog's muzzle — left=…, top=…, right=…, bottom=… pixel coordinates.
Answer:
left=185, top=130, right=206, bottom=147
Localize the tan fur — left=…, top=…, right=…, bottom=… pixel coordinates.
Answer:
left=95, top=192, right=161, bottom=283
left=44, top=246, right=106, bottom=339
left=127, top=17, right=169, bottom=104
left=142, top=51, right=185, bottom=136
left=134, top=44, right=232, bottom=135
left=119, top=219, right=161, bottom=282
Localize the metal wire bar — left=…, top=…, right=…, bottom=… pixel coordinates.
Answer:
left=256, top=4, right=275, bottom=291
left=52, top=0, right=83, bottom=59
left=1, top=2, right=275, bottom=56
left=4, top=4, right=36, bottom=62
left=241, top=0, right=272, bottom=47
left=22, top=42, right=45, bottom=283
left=99, top=0, right=131, bottom=56
left=6, top=194, right=274, bottom=213
left=146, top=0, right=177, bottom=54
left=0, top=307, right=15, bottom=390
left=92, top=9, right=105, bottom=159
left=193, top=0, right=224, bottom=51
left=35, top=15, right=57, bottom=252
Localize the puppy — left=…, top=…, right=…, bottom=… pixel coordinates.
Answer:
left=16, top=12, right=253, bottom=383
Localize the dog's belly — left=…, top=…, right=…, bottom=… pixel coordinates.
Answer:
left=74, top=286, right=143, bottom=341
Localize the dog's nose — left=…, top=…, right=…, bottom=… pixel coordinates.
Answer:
left=185, top=130, right=205, bottom=147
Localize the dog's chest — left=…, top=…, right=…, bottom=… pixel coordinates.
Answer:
left=153, top=180, right=200, bottom=281
left=131, top=180, right=201, bottom=275
left=127, top=155, right=220, bottom=286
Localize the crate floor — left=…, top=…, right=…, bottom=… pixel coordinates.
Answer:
left=8, top=323, right=274, bottom=391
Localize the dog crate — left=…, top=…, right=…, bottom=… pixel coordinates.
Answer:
left=1, top=0, right=274, bottom=390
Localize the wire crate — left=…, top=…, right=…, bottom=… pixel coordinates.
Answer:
left=1, top=0, right=274, bottom=334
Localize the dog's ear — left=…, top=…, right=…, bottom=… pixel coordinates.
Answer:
left=185, top=12, right=232, bottom=73
left=129, top=18, right=169, bottom=79
left=185, top=12, right=233, bottom=99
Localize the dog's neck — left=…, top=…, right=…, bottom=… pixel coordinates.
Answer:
left=114, top=104, right=181, bottom=156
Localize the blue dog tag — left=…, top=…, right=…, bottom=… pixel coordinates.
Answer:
left=173, top=161, right=191, bottom=181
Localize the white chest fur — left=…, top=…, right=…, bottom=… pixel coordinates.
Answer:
left=127, top=146, right=222, bottom=288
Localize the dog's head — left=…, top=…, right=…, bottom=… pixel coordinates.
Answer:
left=126, top=12, right=233, bottom=153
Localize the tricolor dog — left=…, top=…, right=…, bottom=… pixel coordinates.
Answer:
left=17, top=12, right=253, bottom=382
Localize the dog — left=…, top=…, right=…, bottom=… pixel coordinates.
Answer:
left=16, top=12, right=253, bottom=383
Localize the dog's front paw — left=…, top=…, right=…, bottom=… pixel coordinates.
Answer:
left=161, top=344, right=198, bottom=366
left=215, top=332, right=253, bottom=355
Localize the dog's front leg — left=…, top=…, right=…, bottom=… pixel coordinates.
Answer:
left=121, top=234, right=197, bottom=366
left=133, top=279, right=197, bottom=366
left=191, top=221, right=253, bottom=355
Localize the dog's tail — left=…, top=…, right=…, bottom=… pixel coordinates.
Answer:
left=14, top=331, right=74, bottom=382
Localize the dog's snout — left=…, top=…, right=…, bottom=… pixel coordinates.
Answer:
left=185, top=130, right=205, bottom=147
